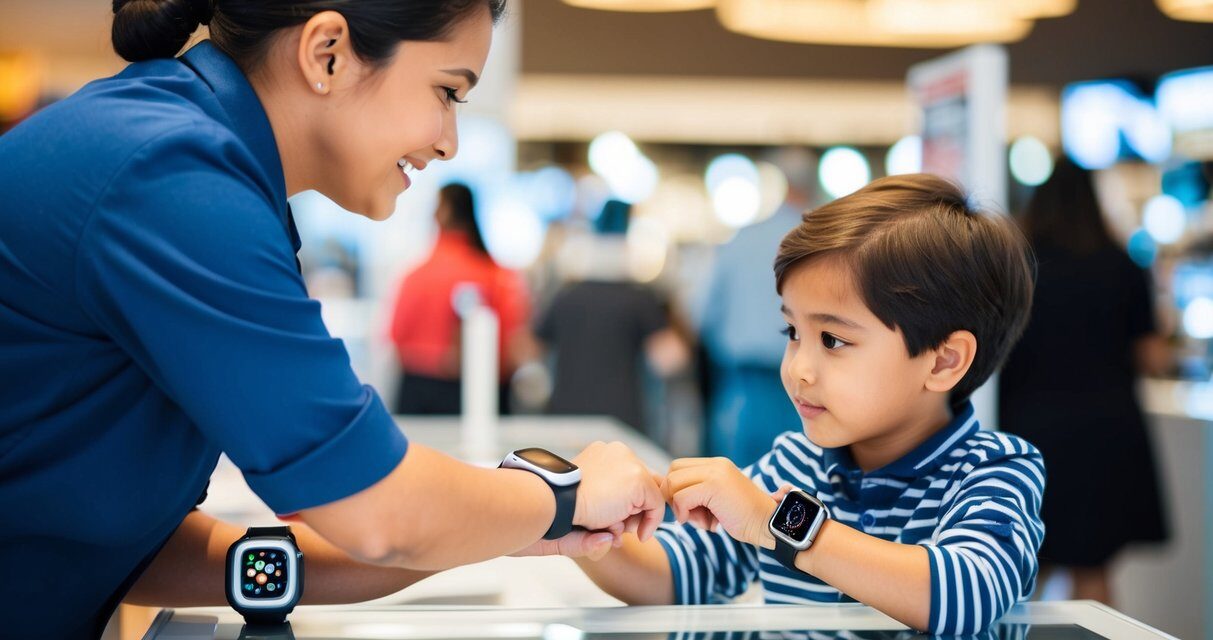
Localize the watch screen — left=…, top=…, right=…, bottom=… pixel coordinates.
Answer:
left=773, top=491, right=823, bottom=543
left=515, top=448, right=577, bottom=474
left=240, top=547, right=289, bottom=599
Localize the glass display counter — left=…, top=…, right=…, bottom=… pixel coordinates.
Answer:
left=143, top=602, right=1176, bottom=640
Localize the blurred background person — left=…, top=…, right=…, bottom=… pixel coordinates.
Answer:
left=999, top=157, right=1171, bottom=606
left=696, top=148, right=815, bottom=465
left=535, top=199, right=690, bottom=434
left=389, top=182, right=534, bottom=414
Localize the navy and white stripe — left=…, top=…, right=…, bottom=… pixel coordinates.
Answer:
left=654, top=401, right=1046, bottom=636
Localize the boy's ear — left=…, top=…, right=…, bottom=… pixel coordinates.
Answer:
left=924, top=330, right=977, bottom=393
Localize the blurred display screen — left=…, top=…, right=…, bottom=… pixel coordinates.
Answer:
left=1157, top=66, right=1213, bottom=134
left=1061, top=80, right=1171, bottom=169
left=1173, top=261, right=1213, bottom=309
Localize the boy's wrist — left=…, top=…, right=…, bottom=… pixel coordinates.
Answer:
left=794, top=517, right=835, bottom=575
left=748, top=499, right=779, bottom=550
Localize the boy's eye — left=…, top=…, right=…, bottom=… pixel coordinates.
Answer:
left=821, top=332, right=847, bottom=350
left=780, top=324, right=799, bottom=342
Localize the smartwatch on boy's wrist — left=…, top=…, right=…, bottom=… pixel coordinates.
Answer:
left=226, top=526, right=304, bottom=625
left=768, top=489, right=829, bottom=573
left=500, top=447, right=581, bottom=539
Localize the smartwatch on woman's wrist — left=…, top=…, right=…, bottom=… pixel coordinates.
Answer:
left=226, top=526, right=304, bottom=625
left=500, top=447, right=581, bottom=539
left=768, top=489, right=829, bottom=573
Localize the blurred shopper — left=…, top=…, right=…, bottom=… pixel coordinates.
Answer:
left=999, top=157, right=1170, bottom=605
left=535, top=200, right=688, bottom=432
left=389, top=182, right=533, bottom=414
left=697, top=149, right=813, bottom=465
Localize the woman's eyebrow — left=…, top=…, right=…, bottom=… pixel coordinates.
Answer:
left=442, top=68, right=479, bottom=89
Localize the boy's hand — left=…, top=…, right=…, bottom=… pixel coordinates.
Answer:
left=662, top=458, right=784, bottom=549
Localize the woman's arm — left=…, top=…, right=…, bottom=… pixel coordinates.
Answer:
left=125, top=510, right=436, bottom=606
left=298, top=441, right=666, bottom=571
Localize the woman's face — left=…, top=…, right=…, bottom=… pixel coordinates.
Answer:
left=314, top=10, right=492, bottom=220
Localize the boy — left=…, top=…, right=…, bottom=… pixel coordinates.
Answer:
left=559, top=174, right=1043, bottom=635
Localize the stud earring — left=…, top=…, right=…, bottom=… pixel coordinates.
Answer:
left=315, top=82, right=324, bottom=90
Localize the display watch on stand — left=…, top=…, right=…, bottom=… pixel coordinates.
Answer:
left=226, top=526, right=304, bottom=625
left=499, top=447, right=581, bottom=539
left=768, top=489, right=829, bottom=573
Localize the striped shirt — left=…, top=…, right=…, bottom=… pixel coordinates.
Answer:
left=654, top=402, right=1046, bottom=635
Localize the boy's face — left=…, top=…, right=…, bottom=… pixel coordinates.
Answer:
left=779, top=257, right=940, bottom=451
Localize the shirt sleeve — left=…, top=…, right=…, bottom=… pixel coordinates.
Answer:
left=922, top=443, right=1046, bottom=635
left=654, top=519, right=761, bottom=605
left=74, top=123, right=407, bottom=515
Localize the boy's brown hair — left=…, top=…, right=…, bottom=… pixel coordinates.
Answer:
left=774, top=174, right=1035, bottom=404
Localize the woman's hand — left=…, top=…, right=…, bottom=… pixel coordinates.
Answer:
left=662, top=457, right=784, bottom=548
left=509, top=528, right=617, bottom=561
left=571, top=441, right=665, bottom=543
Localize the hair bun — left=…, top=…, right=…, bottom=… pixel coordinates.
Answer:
left=111, top=0, right=209, bottom=62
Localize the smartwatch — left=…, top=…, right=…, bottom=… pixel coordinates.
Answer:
left=500, top=447, right=581, bottom=539
left=768, top=489, right=829, bottom=572
left=226, top=526, right=304, bottom=625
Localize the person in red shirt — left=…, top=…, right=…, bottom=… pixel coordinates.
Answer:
left=389, top=182, right=532, bottom=414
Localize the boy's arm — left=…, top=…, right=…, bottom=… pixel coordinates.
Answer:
left=669, top=451, right=1045, bottom=635
left=517, top=475, right=765, bottom=606
left=667, top=457, right=931, bottom=627
left=574, top=534, right=675, bottom=605
left=758, top=520, right=931, bottom=630
left=509, top=526, right=674, bottom=604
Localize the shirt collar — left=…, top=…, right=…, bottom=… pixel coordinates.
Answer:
left=178, top=41, right=289, bottom=225
left=821, top=401, right=980, bottom=480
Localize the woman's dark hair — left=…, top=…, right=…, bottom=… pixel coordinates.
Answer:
left=1018, top=156, right=1117, bottom=256
left=439, top=182, right=489, bottom=257
left=112, top=0, right=507, bottom=68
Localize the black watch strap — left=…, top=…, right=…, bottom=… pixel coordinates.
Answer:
left=246, top=526, right=295, bottom=541
left=544, top=482, right=577, bottom=540
left=242, top=611, right=289, bottom=626
left=773, top=538, right=803, bottom=573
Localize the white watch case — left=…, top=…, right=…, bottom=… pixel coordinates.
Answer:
left=768, top=490, right=829, bottom=551
left=500, top=449, right=581, bottom=487
left=228, top=538, right=300, bottom=609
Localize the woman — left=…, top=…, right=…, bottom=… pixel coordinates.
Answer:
left=0, top=1, right=663, bottom=636
left=999, top=157, right=1170, bottom=605
left=390, top=182, right=532, bottom=414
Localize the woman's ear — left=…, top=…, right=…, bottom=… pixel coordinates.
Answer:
left=924, top=330, right=977, bottom=394
left=296, top=11, right=352, bottom=94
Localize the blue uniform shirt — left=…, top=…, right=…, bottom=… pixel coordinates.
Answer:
left=655, top=402, right=1046, bottom=635
left=0, top=42, right=408, bottom=637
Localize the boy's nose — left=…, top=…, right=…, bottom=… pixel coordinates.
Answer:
left=790, top=351, right=817, bottom=386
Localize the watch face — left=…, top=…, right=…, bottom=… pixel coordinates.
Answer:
left=239, top=547, right=290, bottom=600
left=514, top=447, right=577, bottom=474
left=773, top=491, right=824, bottom=543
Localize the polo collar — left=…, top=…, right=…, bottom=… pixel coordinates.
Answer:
left=822, top=401, right=980, bottom=480
left=178, top=41, right=290, bottom=227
